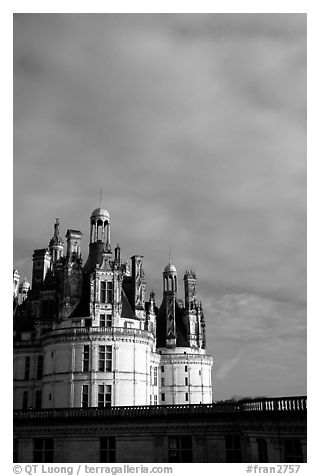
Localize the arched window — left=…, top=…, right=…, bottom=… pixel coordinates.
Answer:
left=90, top=221, right=96, bottom=242
left=97, top=219, right=103, bottom=241
left=169, top=275, right=173, bottom=291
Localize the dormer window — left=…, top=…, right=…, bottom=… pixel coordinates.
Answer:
left=100, top=281, right=113, bottom=303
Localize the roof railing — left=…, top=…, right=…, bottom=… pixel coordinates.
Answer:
left=13, top=395, right=307, bottom=420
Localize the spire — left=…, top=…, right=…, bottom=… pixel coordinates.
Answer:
left=49, top=218, right=64, bottom=261
left=54, top=217, right=60, bottom=238
left=184, top=269, right=197, bottom=311
left=49, top=218, right=63, bottom=245
left=148, top=290, right=156, bottom=314
left=115, top=243, right=121, bottom=263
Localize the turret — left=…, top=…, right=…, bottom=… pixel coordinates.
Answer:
left=90, top=208, right=110, bottom=247
left=163, top=261, right=178, bottom=348
left=184, top=270, right=199, bottom=348
left=18, top=278, right=31, bottom=304
left=157, top=264, right=213, bottom=405
left=49, top=218, right=64, bottom=262
left=184, top=270, right=197, bottom=311
left=84, top=207, right=112, bottom=274
left=114, top=243, right=121, bottom=264
left=145, top=290, right=156, bottom=333
left=149, top=290, right=156, bottom=314
left=13, top=269, right=20, bottom=298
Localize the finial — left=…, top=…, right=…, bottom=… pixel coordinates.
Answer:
left=99, top=189, right=103, bottom=208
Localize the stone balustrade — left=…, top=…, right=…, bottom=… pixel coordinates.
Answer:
left=41, top=326, right=153, bottom=340
left=13, top=395, right=307, bottom=420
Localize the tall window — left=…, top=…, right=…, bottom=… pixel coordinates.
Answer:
left=82, top=385, right=89, bottom=408
left=283, top=439, right=303, bottom=463
left=161, top=366, right=164, bottom=372
left=98, top=384, right=112, bottom=408
left=257, top=438, right=268, bottom=463
left=25, top=356, right=30, bottom=380
left=185, top=377, right=188, bottom=386
left=33, top=438, right=54, bottom=463
left=99, top=346, right=112, bottom=372
left=185, top=393, right=189, bottom=402
left=100, top=281, right=106, bottom=302
left=100, top=282, right=113, bottom=303
left=161, top=378, right=165, bottom=386
left=13, top=439, right=19, bottom=463
left=168, top=436, right=193, bottom=463
left=225, top=435, right=242, bottom=463
left=153, top=367, right=158, bottom=386
left=37, top=355, right=43, bottom=379
left=35, top=390, right=42, bottom=409
left=22, top=391, right=28, bottom=410
left=161, top=393, right=165, bottom=402
left=83, top=345, right=90, bottom=372
left=100, top=314, right=112, bottom=327
left=100, top=437, right=116, bottom=463
left=154, top=395, right=158, bottom=405
left=107, top=282, right=113, bottom=303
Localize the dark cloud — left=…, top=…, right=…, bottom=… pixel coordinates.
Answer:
left=13, top=13, right=306, bottom=400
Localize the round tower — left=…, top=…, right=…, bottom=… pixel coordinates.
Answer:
left=40, top=207, right=160, bottom=409
left=157, top=261, right=213, bottom=405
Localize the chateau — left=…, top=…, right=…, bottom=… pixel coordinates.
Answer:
left=13, top=206, right=306, bottom=463
left=13, top=206, right=213, bottom=411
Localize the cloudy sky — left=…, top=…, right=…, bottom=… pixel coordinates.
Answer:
left=13, top=13, right=306, bottom=400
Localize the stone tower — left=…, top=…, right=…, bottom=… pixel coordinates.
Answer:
left=156, top=261, right=213, bottom=405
